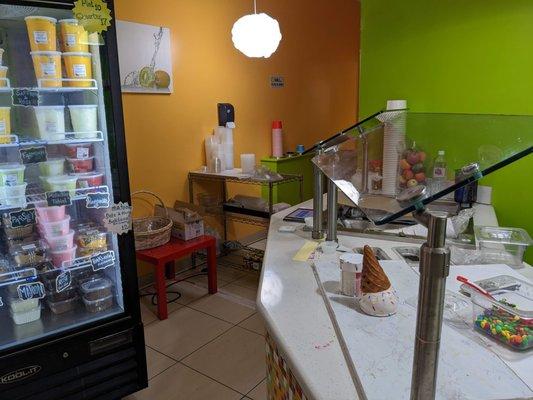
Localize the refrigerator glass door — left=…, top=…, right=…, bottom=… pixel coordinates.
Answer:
left=0, top=3, right=127, bottom=352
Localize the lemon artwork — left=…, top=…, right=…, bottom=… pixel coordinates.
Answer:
left=122, top=26, right=171, bottom=92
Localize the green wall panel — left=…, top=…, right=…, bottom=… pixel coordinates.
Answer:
left=359, top=0, right=533, bottom=263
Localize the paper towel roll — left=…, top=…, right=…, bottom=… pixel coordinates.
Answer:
left=382, top=100, right=407, bottom=195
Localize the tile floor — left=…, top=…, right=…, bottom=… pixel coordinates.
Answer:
left=125, top=263, right=267, bottom=400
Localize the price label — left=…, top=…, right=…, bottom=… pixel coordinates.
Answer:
left=103, top=202, right=132, bottom=234
left=56, top=271, right=72, bottom=293
left=91, top=250, right=115, bottom=272
left=17, top=282, right=45, bottom=300
left=20, top=146, right=47, bottom=164
left=46, top=191, right=72, bottom=207
left=86, top=192, right=110, bottom=209
left=12, top=89, right=40, bottom=107
left=9, top=209, right=36, bottom=228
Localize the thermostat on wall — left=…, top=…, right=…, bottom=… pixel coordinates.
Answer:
left=270, top=75, right=285, bottom=88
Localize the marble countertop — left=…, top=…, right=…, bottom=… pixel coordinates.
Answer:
left=257, top=199, right=532, bottom=400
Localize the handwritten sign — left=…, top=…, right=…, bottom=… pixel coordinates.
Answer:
left=20, top=146, right=47, bottom=164
left=73, top=0, right=112, bottom=34
left=270, top=75, right=285, bottom=88
left=91, top=250, right=115, bottom=272
left=46, top=191, right=72, bottom=207
left=56, top=271, right=72, bottom=293
left=103, top=202, right=132, bottom=234
left=17, top=282, right=45, bottom=300
left=86, top=192, right=110, bottom=209
left=9, top=209, right=36, bottom=228
left=12, top=89, right=39, bottom=107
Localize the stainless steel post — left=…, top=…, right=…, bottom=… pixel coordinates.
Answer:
left=312, top=148, right=325, bottom=240
left=326, top=178, right=338, bottom=242
left=410, top=212, right=450, bottom=400
left=361, top=134, right=369, bottom=193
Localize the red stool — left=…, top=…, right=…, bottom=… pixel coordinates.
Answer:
left=136, top=235, right=217, bottom=320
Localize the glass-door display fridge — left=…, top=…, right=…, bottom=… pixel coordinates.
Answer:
left=0, top=1, right=147, bottom=399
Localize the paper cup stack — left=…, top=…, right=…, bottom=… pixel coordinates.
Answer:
left=381, top=100, right=407, bottom=196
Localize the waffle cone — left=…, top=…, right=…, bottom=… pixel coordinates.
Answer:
left=361, top=245, right=391, bottom=293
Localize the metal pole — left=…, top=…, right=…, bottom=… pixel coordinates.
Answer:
left=312, top=149, right=325, bottom=240
left=361, top=134, right=369, bottom=194
left=326, top=178, right=338, bottom=242
left=410, top=212, right=450, bottom=400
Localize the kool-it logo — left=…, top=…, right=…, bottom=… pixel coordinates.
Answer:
left=0, top=365, right=42, bottom=384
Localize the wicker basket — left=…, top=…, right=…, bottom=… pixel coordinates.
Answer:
left=132, top=191, right=172, bottom=250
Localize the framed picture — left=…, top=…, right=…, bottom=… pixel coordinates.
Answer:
left=116, top=20, right=173, bottom=94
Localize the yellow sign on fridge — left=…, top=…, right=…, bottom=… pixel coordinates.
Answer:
left=72, top=0, right=112, bottom=34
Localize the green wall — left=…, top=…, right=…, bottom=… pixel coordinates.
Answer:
left=359, top=0, right=533, bottom=263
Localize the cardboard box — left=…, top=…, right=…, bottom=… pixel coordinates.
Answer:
left=155, top=204, right=204, bottom=241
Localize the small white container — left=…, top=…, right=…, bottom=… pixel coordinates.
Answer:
left=10, top=303, right=41, bottom=325
left=0, top=163, right=25, bottom=186
left=240, top=154, right=256, bottom=174
left=475, top=226, right=532, bottom=268
left=33, top=105, right=65, bottom=140
left=38, top=215, right=70, bottom=237
left=0, top=183, right=27, bottom=207
left=68, top=105, right=97, bottom=136
left=339, top=253, right=363, bottom=297
left=45, top=175, right=77, bottom=196
left=45, top=229, right=75, bottom=250
left=39, top=158, right=65, bottom=176
left=10, top=298, right=39, bottom=313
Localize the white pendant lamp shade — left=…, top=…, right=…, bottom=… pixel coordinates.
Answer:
left=232, top=12, right=282, bottom=58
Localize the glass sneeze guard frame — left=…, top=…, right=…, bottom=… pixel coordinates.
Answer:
left=311, top=110, right=533, bottom=225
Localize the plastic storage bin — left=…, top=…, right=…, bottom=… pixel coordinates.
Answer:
left=12, top=240, right=49, bottom=267
left=80, top=277, right=113, bottom=301
left=466, top=275, right=533, bottom=351
left=10, top=300, right=41, bottom=325
left=475, top=226, right=532, bottom=267
left=48, top=295, right=79, bottom=314
left=50, top=245, right=77, bottom=267
left=44, top=175, right=77, bottom=196
left=63, top=143, right=93, bottom=159
left=72, top=172, right=103, bottom=188
left=33, top=106, right=65, bottom=140
left=83, top=294, right=113, bottom=313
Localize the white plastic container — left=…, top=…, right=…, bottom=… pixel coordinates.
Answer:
left=475, top=226, right=532, bottom=267
left=0, top=183, right=27, bottom=207
left=50, top=245, right=77, bottom=268
left=0, top=163, right=25, bottom=186
left=45, top=229, right=74, bottom=250
left=38, top=215, right=70, bottom=237
left=45, top=175, right=77, bottom=196
left=68, top=105, right=97, bottom=137
left=38, top=158, right=65, bottom=176
left=10, top=298, right=39, bottom=313
left=10, top=302, right=41, bottom=325
left=34, top=106, right=65, bottom=140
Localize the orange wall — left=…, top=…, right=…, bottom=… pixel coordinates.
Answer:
left=114, top=0, right=360, bottom=207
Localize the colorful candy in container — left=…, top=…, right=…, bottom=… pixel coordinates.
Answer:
left=63, top=143, right=93, bottom=159
left=398, top=142, right=427, bottom=189
left=66, top=156, right=94, bottom=173
left=76, top=228, right=107, bottom=256
left=467, top=275, right=533, bottom=351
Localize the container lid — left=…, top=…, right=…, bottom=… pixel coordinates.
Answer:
left=45, top=175, right=77, bottom=183
left=39, top=157, right=65, bottom=164
left=80, top=277, right=112, bottom=294
left=30, top=51, right=61, bottom=56
left=62, top=52, right=92, bottom=57
left=0, top=66, right=7, bottom=71
left=58, top=19, right=78, bottom=24
left=475, top=226, right=533, bottom=246
left=272, top=121, right=282, bottom=129
left=0, top=106, right=11, bottom=109
left=67, top=104, right=98, bottom=108
left=33, top=105, right=65, bottom=110
left=69, top=171, right=103, bottom=178
left=24, top=16, right=57, bottom=23
left=0, top=163, right=25, bottom=171
left=66, top=156, right=94, bottom=162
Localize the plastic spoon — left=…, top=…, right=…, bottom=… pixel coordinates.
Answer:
left=456, top=275, right=496, bottom=300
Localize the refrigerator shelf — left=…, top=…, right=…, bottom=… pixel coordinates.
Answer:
left=0, top=132, right=104, bottom=148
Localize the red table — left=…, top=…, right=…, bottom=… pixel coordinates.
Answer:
left=136, top=235, right=217, bottom=320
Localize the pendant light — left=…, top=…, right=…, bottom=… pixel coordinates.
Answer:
left=231, top=0, right=282, bottom=58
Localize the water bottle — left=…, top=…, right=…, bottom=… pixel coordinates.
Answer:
left=432, top=150, right=447, bottom=192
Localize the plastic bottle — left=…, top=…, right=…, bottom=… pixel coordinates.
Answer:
left=272, top=121, right=283, bottom=158
left=432, top=150, right=447, bottom=191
